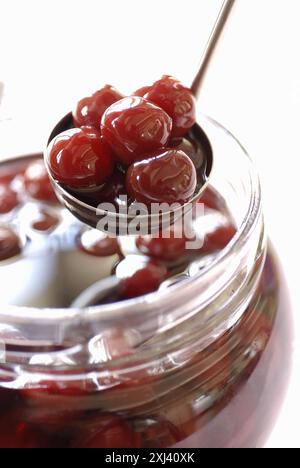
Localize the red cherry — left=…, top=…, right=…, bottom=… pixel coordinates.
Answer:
left=0, top=165, right=24, bottom=185
left=126, top=149, right=197, bottom=205
left=133, top=86, right=152, bottom=97
left=78, top=230, right=120, bottom=257
left=73, top=85, right=123, bottom=129
left=197, top=186, right=225, bottom=212
left=74, top=414, right=140, bottom=448
left=21, top=377, right=90, bottom=417
left=101, top=97, right=172, bottom=166
left=119, top=261, right=168, bottom=299
left=0, top=387, right=21, bottom=415
left=22, top=382, right=83, bottom=398
left=23, top=160, right=57, bottom=203
left=140, top=76, right=196, bottom=137
left=0, top=227, right=21, bottom=262
left=202, top=225, right=237, bottom=253
left=79, top=125, right=101, bottom=137
left=21, top=379, right=90, bottom=447
left=46, top=128, right=114, bottom=189
left=0, top=419, right=40, bottom=448
left=134, top=418, right=183, bottom=448
left=136, top=225, right=189, bottom=262
left=0, top=183, right=19, bottom=214
left=31, top=209, right=60, bottom=232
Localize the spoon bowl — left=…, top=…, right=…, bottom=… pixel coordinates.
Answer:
left=45, top=112, right=213, bottom=235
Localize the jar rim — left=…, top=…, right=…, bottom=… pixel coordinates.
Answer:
left=0, top=116, right=261, bottom=343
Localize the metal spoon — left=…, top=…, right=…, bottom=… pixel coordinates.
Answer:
left=45, top=0, right=235, bottom=235
left=191, top=0, right=236, bottom=98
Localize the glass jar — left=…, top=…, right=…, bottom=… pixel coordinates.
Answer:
left=0, top=117, right=292, bottom=448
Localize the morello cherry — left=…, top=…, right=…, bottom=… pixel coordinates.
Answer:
left=46, top=128, right=114, bottom=189
left=23, top=160, right=57, bottom=203
left=23, top=380, right=88, bottom=400
left=136, top=225, right=189, bottom=262
left=101, top=97, right=172, bottom=166
left=0, top=165, right=25, bottom=185
left=0, top=184, right=19, bottom=214
left=0, top=420, right=40, bottom=449
left=133, top=86, right=152, bottom=97
left=170, top=136, right=205, bottom=170
left=0, top=227, right=21, bottom=262
left=118, top=259, right=168, bottom=299
left=73, top=85, right=123, bottom=129
left=31, top=210, right=60, bottom=232
left=21, top=378, right=91, bottom=444
left=197, top=186, right=225, bottom=212
left=79, top=125, right=101, bottom=137
left=133, top=418, right=183, bottom=448
left=126, top=149, right=197, bottom=205
left=74, top=414, right=140, bottom=448
left=140, top=76, right=196, bottom=137
left=202, top=225, right=237, bottom=253
left=0, top=387, right=21, bottom=416
left=78, top=230, right=120, bottom=257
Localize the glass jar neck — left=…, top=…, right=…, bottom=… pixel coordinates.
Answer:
left=0, top=116, right=266, bottom=373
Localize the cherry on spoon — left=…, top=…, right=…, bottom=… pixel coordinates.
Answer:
left=45, top=0, right=235, bottom=235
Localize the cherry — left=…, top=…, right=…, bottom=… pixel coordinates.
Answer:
left=119, top=261, right=168, bottom=299
left=21, top=379, right=92, bottom=447
left=139, top=76, right=196, bottom=137
left=0, top=419, right=40, bottom=448
left=133, top=418, right=183, bottom=448
left=0, top=227, right=21, bottom=262
left=21, top=377, right=90, bottom=414
left=78, top=230, right=120, bottom=257
left=23, top=160, right=58, bottom=203
left=0, top=183, right=19, bottom=214
left=133, top=86, right=152, bottom=97
left=74, top=414, right=140, bottom=448
left=79, top=125, right=101, bottom=137
left=136, top=225, right=189, bottom=262
left=197, top=186, right=225, bottom=211
left=73, top=169, right=128, bottom=209
left=126, top=149, right=197, bottom=205
left=21, top=377, right=90, bottom=404
left=73, top=85, right=123, bottom=129
left=47, top=127, right=114, bottom=189
left=202, top=225, right=237, bottom=253
left=101, top=97, right=172, bottom=166
left=0, top=169, right=21, bottom=186
left=0, top=387, right=21, bottom=415
left=31, top=210, right=60, bottom=232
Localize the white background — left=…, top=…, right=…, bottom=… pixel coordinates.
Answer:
left=0, top=0, right=299, bottom=448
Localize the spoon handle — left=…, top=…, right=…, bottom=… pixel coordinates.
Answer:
left=191, top=0, right=236, bottom=98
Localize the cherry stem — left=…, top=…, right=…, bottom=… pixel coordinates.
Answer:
left=191, top=0, right=236, bottom=99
